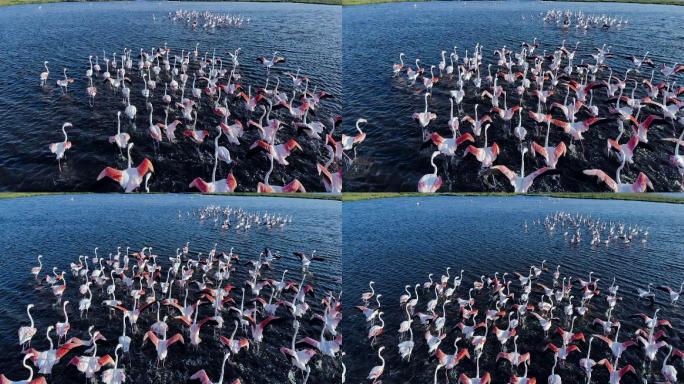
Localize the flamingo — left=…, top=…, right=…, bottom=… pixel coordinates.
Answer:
left=458, top=353, right=491, bottom=384
left=341, top=118, right=367, bottom=159
left=579, top=336, right=597, bottom=384
left=142, top=329, right=184, bottom=366
left=256, top=51, right=285, bottom=73
left=606, top=122, right=639, bottom=164
left=39, top=61, right=49, bottom=86
left=418, top=151, right=443, bottom=193
left=551, top=117, right=604, bottom=144
left=219, top=321, right=250, bottom=358
left=148, top=104, right=163, bottom=148
left=593, top=322, right=636, bottom=361
left=657, top=282, right=684, bottom=304
left=159, top=107, right=182, bottom=143
left=532, top=120, right=567, bottom=169
left=48, top=122, right=73, bottom=172
left=464, top=123, right=499, bottom=169
left=663, top=127, right=684, bottom=189
left=393, top=53, right=405, bottom=76
left=660, top=345, right=678, bottom=383
left=250, top=139, right=301, bottom=166
left=462, top=104, right=492, bottom=137
left=18, top=304, right=37, bottom=351
left=97, top=143, right=155, bottom=192
left=190, top=353, right=240, bottom=384
left=55, top=301, right=70, bottom=344
left=583, top=155, right=653, bottom=193
left=491, top=147, right=548, bottom=193
left=101, top=344, right=125, bottom=384
left=25, top=326, right=73, bottom=374
left=30, top=256, right=43, bottom=280
left=257, top=156, right=306, bottom=193
left=596, top=359, right=635, bottom=384
left=413, top=93, right=437, bottom=128
left=109, top=112, right=130, bottom=154
left=279, top=320, right=316, bottom=373
left=547, top=353, right=561, bottom=384
left=367, top=346, right=385, bottom=383
left=68, top=338, right=114, bottom=379
left=55, top=68, right=73, bottom=93
left=0, top=354, right=47, bottom=384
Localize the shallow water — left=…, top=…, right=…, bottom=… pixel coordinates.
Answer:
left=343, top=1, right=684, bottom=192
left=342, top=196, right=684, bottom=383
left=0, top=1, right=341, bottom=192
left=0, top=194, right=341, bottom=383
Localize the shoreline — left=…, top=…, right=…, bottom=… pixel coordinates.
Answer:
left=0, top=0, right=342, bottom=7
left=342, top=192, right=684, bottom=204
left=3, top=0, right=681, bottom=8
left=4, top=192, right=681, bottom=204
left=0, top=192, right=341, bottom=201
left=342, top=0, right=684, bottom=6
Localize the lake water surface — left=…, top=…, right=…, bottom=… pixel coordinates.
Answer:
left=343, top=1, right=684, bottom=192
left=342, top=196, right=684, bottom=383
left=0, top=194, right=341, bottom=383
left=0, top=2, right=341, bottom=192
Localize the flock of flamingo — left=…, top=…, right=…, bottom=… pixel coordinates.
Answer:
left=168, top=10, right=250, bottom=30
left=392, top=37, right=684, bottom=193
left=540, top=10, right=629, bottom=31
left=1, top=205, right=344, bottom=384
left=353, top=255, right=683, bottom=383
left=526, top=211, right=650, bottom=248
left=42, top=38, right=360, bottom=193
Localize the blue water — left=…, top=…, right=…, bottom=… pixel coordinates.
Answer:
left=343, top=1, right=684, bottom=192
left=0, top=2, right=341, bottom=192
left=342, top=196, right=684, bottom=383
left=0, top=194, right=341, bottom=383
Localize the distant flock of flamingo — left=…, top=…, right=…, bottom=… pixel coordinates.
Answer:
left=354, top=247, right=682, bottom=383
left=42, top=39, right=363, bottom=193
left=168, top=10, right=250, bottom=30
left=391, top=37, right=684, bottom=193
left=1, top=205, right=344, bottom=384
left=540, top=9, right=629, bottom=31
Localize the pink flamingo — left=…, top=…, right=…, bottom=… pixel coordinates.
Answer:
left=97, top=143, right=154, bottom=193
left=0, top=354, right=47, bottom=384
left=492, top=147, right=548, bottom=193
left=583, top=156, right=653, bottom=193
left=532, top=120, right=567, bottom=169
left=48, top=123, right=73, bottom=172
left=109, top=112, right=130, bottom=155
left=142, top=330, right=184, bottom=366
left=257, top=156, right=306, bottom=193
left=465, top=123, right=498, bottom=169
left=367, top=346, right=385, bottom=383
left=418, top=151, right=443, bottom=193
left=413, top=93, right=437, bottom=128
left=462, top=104, right=492, bottom=137
left=596, top=359, right=635, bottom=384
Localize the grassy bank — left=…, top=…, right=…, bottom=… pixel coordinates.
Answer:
left=0, top=192, right=340, bottom=201
left=342, top=0, right=684, bottom=5
left=0, top=0, right=341, bottom=7
left=342, top=192, right=684, bottom=204
left=544, top=0, right=684, bottom=6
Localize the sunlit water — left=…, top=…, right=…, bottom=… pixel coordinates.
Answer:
left=0, top=2, right=341, bottom=192
left=342, top=196, right=684, bottom=383
left=0, top=194, right=341, bottom=383
left=343, top=1, right=684, bottom=192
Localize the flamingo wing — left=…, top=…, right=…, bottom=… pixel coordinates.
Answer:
left=583, top=169, right=617, bottom=192
left=491, top=165, right=517, bottom=183
left=97, top=167, right=124, bottom=183
left=190, top=370, right=212, bottom=384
